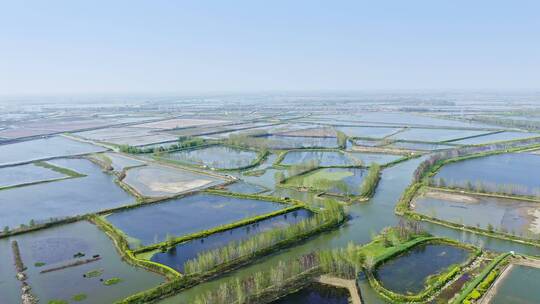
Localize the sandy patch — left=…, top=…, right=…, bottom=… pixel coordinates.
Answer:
left=424, top=190, right=480, bottom=204
left=147, top=179, right=212, bottom=194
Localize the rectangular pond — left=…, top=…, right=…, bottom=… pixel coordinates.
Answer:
left=491, top=264, right=540, bottom=304
left=0, top=158, right=134, bottom=229
left=256, top=135, right=338, bottom=149
left=388, top=141, right=456, bottom=151
left=0, top=136, right=106, bottom=166
left=0, top=221, right=163, bottom=304
left=150, top=209, right=313, bottom=272
left=434, top=153, right=540, bottom=197
left=449, top=131, right=540, bottom=145
left=0, top=162, right=68, bottom=188
left=224, top=181, right=267, bottom=194
left=285, top=167, right=367, bottom=196
left=105, top=193, right=290, bottom=246
left=280, top=150, right=401, bottom=167
left=160, top=145, right=259, bottom=170
left=388, top=128, right=490, bottom=142
left=375, top=243, right=471, bottom=295
left=122, top=164, right=225, bottom=198
left=335, top=126, right=402, bottom=138
left=271, top=282, right=351, bottom=304
left=414, top=190, right=540, bottom=238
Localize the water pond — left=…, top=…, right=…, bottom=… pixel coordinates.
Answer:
left=0, top=221, right=163, bottom=304
left=285, top=167, right=367, bottom=196
left=122, top=164, right=225, bottom=198
left=105, top=193, right=289, bottom=246
left=434, top=153, right=540, bottom=196
left=161, top=145, right=259, bottom=169
left=257, top=135, right=338, bottom=149
left=280, top=150, right=401, bottom=167
left=334, top=126, right=401, bottom=138
left=224, top=181, right=267, bottom=194
left=0, top=136, right=106, bottom=166
left=150, top=209, right=313, bottom=272
left=272, top=282, right=350, bottom=304
left=450, top=131, right=539, bottom=145
left=0, top=158, right=133, bottom=229
left=388, top=141, right=456, bottom=151
left=102, top=152, right=145, bottom=171
left=375, top=243, right=471, bottom=295
left=491, top=264, right=540, bottom=304
left=388, top=128, right=489, bottom=142
left=0, top=163, right=67, bottom=188
left=414, top=190, right=540, bottom=237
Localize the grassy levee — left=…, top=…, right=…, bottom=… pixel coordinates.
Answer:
left=366, top=238, right=480, bottom=304
left=451, top=252, right=511, bottom=304
left=440, top=130, right=503, bottom=144
left=114, top=202, right=346, bottom=304
left=152, top=143, right=269, bottom=172
left=89, top=215, right=181, bottom=280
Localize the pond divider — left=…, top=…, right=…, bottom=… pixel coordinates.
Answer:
left=11, top=240, right=38, bottom=304
left=39, top=256, right=102, bottom=274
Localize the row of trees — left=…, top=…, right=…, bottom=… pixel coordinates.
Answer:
left=359, top=164, right=381, bottom=197
left=183, top=200, right=345, bottom=275
left=429, top=177, right=540, bottom=198
left=119, top=136, right=205, bottom=154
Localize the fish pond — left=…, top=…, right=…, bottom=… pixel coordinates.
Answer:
left=284, top=167, right=367, bottom=196
left=388, top=141, right=456, bottom=151
left=450, top=131, right=539, bottom=145
left=490, top=264, right=540, bottom=304
left=271, top=282, right=350, bottom=304
left=160, top=145, right=260, bottom=170
left=0, top=158, right=133, bottom=229
left=414, top=190, right=540, bottom=237
left=388, top=128, right=489, bottom=142
left=0, top=162, right=68, bottom=189
left=256, top=135, right=338, bottom=149
left=434, top=153, right=540, bottom=197
left=122, top=164, right=225, bottom=198
left=374, top=243, right=471, bottom=295
left=224, top=181, right=267, bottom=194
left=279, top=150, right=401, bottom=167
left=0, top=136, right=106, bottom=166
left=150, top=209, right=313, bottom=272
left=105, top=193, right=289, bottom=246
left=0, top=221, right=163, bottom=304
left=334, top=126, right=401, bottom=138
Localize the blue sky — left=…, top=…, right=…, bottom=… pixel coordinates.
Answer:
left=1, top=0, right=539, bottom=94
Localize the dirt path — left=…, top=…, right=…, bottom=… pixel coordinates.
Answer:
left=315, top=275, right=362, bottom=304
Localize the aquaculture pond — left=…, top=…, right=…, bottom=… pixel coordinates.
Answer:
left=0, top=221, right=163, bottom=304
left=450, top=131, right=539, bottom=145
left=122, top=164, right=225, bottom=198
left=0, top=162, right=68, bottom=188
left=334, top=126, right=401, bottom=138
left=434, top=153, right=540, bottom=197
left=0, top=158, right=133, bottom=229
left=257, top=134, right=338, bottom=149
left=490, top=264, right=540, bottom=304
left=101, top=152, right=145, bottom=171
left=272, top=283, right=350, bottom=304
left=374, top=243, right=471, bottom=295
left=161, top=145, right=259, bottom=169
left=150, top=209, right=313, bottom=272
left=0, top=136, right=106, bottom=166
left=105, top=193, right=289, bottom=246
left=224, top=181, right=267, bottom=194
left=280, top=150, right=401, bottom=167
left=388, top=128, right=489, bottom=142
left=414, top=190, right=540, bottom=237
left=285, top=167, right=367, bottom=196
left=388, top=141, right=456, bottom=151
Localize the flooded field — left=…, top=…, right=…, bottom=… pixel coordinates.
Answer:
left=150, top=209, right=313, bottom=272
left=105, top=193, right=289, bottom=246
left=101, top=152, right=145, bottom=171
left=280, top=150, right=401, bottom=167
left=161, top=145, right=259, bottom=169
left=224, top=181, right=267, bottom=194
left=434, top=153, right=540, bottom=196
left=388, top=141, right=456, bottom=151
left=0, top=158, right=133, bottom=229
left=490, top=264, right=540, bottom=304
left=122, top=164, right=225, bottom=198
left=375, top=243, right=471, bottom=294
left=414, top=190, right=540, bottom=237
left=0, top=163, right=68, bottom=188
left=271, top=283, right=350, bottom=304
left=334, top=126, right=401, bottom=138
left=388, top=128, right=490, bottom=142
left=0, top=136, right=106, bottom=166
left=76, top=126, right=178, bottom=146
left=284, top=167, right=367, bottom=196
left=257, top=135, right=338, bottom=149
left=450, top=131, right=540, bottom=145
left=0, top=221, right=163, bottom=304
